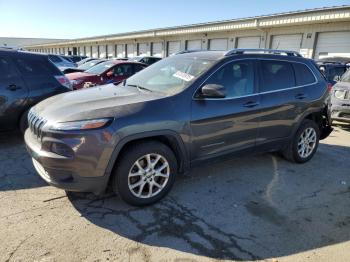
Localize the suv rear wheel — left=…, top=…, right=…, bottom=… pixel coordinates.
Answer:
left=112, top=141, right=177, bottom=206
left=283, top=119, right=320, bottom=163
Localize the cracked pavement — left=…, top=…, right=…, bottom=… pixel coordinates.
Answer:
left=1, top=125, right=350, bottom=262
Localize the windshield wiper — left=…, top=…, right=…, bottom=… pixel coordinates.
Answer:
left=127, top=84, right=153, bottom=92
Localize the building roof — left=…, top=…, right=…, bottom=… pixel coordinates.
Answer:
left=25, top=5, right=350, bottom=48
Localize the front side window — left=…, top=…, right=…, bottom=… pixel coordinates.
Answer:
left=113, top=64, right=133, bottom=76
left=205, top=60, right=255, bottom=98
left=260, top=60, right=295, bottom=92
left=124, top=55, right=215, bottom=95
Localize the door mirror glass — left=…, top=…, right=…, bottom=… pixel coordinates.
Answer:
left=201, top=84, right=226, bottom=98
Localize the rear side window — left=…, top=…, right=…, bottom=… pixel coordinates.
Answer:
left=13, top=55, right=60, bottom=77
left=260, top=60, right=295, bottom=92
left=293, top=63, right=316, bottom=86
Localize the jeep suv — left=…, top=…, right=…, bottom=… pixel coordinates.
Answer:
left=25, top=49, right=332, bottom=206
left=0, top=49, right=72, bottom=133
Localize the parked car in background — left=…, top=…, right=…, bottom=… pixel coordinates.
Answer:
left=128, top=56, right=161, bottom=65
left=67, top=55, right=87, bottom=63
left=25, top=49, right=332, bottom=206
left=63, top=59, right=106, bottom=74
left=66, top=60, right=147, bottom=89
left=317, top=61, right=349, bottom=86
left=77, top=57, right=95, bottom=66
left=330, top=69, right=350, bottom=124
left=48, top=54, right=77, bottom=71
left=0, top=48, right=72, bottom=133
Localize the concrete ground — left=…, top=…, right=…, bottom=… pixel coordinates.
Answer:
left=1, top=124, right=350, bottom=262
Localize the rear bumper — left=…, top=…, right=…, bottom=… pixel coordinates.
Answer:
left=24, top=129, right=112, bottom=195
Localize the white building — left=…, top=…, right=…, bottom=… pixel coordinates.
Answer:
left=1, top=37, right=66, bottom=49
left=24, top=5, right=350, bottom=59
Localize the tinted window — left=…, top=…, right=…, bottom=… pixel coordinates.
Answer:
left=206, top=60, right=255, bottom=98
left=14, top=55, right=59, bottom=76
left=260, top=60, right=295, bottom=92
left=113, top=64, right=133, bottom=76
left=0, top=57, right=18, bottom=79
left=134, top=64, right=145, bottom=73
left=328, top=66, right=347, bottom=81
left=293, top=63, right=315, bottom=86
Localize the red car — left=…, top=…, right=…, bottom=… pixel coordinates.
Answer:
left=66, top=60, right=147, bottom=90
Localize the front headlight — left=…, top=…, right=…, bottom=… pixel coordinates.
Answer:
left=50, top=118, right=112, bottom=131
left=334, top=90, right=346, bottom=100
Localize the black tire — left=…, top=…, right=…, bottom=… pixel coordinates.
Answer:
left=283, top=119, right=320, bottom=163
left=19, top=109, right=30, bottom=134
left=112, top=141, right=178, bottom=206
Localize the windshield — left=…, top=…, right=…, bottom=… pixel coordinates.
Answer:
left=78, top=60, right=103, bottom=70
left=85, top=61, right=115, bottom=74
left=341, top=70, right=350, bottom=82
left=124, top=55, right=215, bottom=95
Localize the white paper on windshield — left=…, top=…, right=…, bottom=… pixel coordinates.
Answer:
left=173, top=71, right=194, bottom=82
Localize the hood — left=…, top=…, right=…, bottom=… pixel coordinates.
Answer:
left=66, top=71, right=94, bottom=80
left=333, top=81, right=350, bottom=90
left=33, top=84, right=164, bottom=123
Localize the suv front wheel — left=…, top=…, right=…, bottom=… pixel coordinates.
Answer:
left=283, top=119, right=320, bottom=163
left=112, top=141, right=177, bottom=206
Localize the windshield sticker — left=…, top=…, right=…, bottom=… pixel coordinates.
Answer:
left=173, top=71, right=194, bottom=82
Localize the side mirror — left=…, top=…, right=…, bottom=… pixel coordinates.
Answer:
left=333, top=75, right=341, bottom=82
left=106, top=71, right=114, bottom=78
left=200, top=84, right=226, bottom=98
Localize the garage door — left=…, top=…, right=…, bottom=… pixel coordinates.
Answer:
left=92, top=46, right=99, bottom=58
left=152, top=42, right=163, bottom=57
left=315, top=31, right=350, bottom=59
left=237, top=36, right=261, bottom=49
left=127, top=44, right=135, bottom=58
left=167, top=41, right=181, bottom=56
left=138, top=43, right=148, bottom=56
left=99, top=45, right=106, bottom=58
left=107, top=45, right=114, bottom=58
left=186, top=39, right=202, bottom=50
left=209, top=38, right=228, bottom=50
left=116, top=44, right=124, bottom=58
left=79, top=47, right=85, bottom=56
left=271, top=34, right=302, bottom=52
left=85, top=46, right=91, bottom=57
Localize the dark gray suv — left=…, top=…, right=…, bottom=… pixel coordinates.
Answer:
left=25, top=49, right=332, bottom=206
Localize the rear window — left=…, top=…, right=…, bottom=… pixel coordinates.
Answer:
left=13, top=55, right=61, bottom=77
left=260, top=60, right=295, bottom=92
left=293, top=63, right=316, bottom=86
left=48, top=55, right=61, bottom=63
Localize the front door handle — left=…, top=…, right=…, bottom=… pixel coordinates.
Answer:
left=295, top=93, right=307, bottom=100
left=7, top=84, right=21, bottom=91
left=243, top=101, right=259, bottom=108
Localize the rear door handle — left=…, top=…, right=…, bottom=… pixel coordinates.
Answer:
left=295, top=93, right=307, bottom=100
left=7, top=84, right=21, bottom=91
left=243, top=101, right=259, bottom=108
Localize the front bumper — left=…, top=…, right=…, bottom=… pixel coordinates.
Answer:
left=24, top=129, right=113, bottom=194
left=331, top=104, right=350, bottom=123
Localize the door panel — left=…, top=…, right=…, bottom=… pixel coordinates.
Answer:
left=190, top=60, right=259, bottom=160
left=0, top=55, right=28, bottom=130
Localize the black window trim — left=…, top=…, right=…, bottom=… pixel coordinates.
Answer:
left=193, top=58, right=318, bottom=101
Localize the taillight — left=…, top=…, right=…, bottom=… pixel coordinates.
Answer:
left=55, top=75, right=72, bottom=90
left=327, top=83, right=333, bottom=92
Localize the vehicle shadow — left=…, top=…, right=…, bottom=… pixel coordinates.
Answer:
left=0, top=132, right=47, bottom=191
left=68, top=142, right=350, bottom=260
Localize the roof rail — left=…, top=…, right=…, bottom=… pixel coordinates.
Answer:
left=174, top=50, right=204, bottom=55
left=225, top=48, right=302, bottom=57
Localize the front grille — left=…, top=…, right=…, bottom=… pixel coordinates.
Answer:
left=28, top=109, right=47, bottom=139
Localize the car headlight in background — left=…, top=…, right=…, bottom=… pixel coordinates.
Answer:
left=334, top=90, right=346, bottom=100
left=50, top=118, right=112, bottom=131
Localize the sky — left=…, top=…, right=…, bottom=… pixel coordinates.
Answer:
left=0, top=0, right=349, bottom=39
